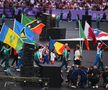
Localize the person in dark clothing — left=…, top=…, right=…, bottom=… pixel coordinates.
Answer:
left=76, top=14, right=80, bottom=29
left=61, top=44, right=69, bottom=70
left=1, top=14, right=6, bottom=25
left=60, top=9, right=63, bottom=21
left=88, top=66, right=100, bottom=88
left=67, top=65, right=75, bottom=87
left=102, top=66, right=108, bottom=88
left=67, top=10, right=72, bottom=22
left=102, top=13, right=107, bottom=21
left=69, top=66, right=79, bottom=88
left=11, top=49, right=18, bottom=68
left=0, top=45, right=11, bottom=70
left=78, top=66, right=88, bottom=88
left=96, top=14, right=101, bottom=29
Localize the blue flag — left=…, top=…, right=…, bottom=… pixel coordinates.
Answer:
left=13, top=19, right=25, bottom=36
left=49, top=38, right=55, bottom=50
left=24, top=27, right=35, bottom=42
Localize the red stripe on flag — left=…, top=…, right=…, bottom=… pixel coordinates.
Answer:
left=98, top=33, right=108, bottom=38
left=84, top=38, right=90, bottom=50
left=88, top=27, right=97, bottom=45
left=58, top=45, right=65, bottom=55
left=31, top=23, right=45, bottom=35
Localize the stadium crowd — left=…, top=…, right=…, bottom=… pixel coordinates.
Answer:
left=0, top=0, right=108, bottom=10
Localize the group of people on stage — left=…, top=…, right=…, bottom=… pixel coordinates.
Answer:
left=0, top=44, right=22, bottom=71
left=34, top=43, right=71, bottom=67
left=0, top=41, right=107, bottom=70
left=0, top=41, right=108, bottom=88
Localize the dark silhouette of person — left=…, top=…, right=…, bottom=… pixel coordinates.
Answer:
left=67, top=10, right=72, bottom=22
left=102, top=13, right=107, bottom=21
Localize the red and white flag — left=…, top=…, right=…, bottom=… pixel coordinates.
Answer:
left=84, top=21, right=97, bottom=45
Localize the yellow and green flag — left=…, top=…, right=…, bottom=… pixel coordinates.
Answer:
left=0, top=24, right=23, bottom=51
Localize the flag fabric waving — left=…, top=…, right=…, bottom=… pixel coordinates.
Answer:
left=13, top=19, right=25, bottom=36
left=84, top=21, right=97, bottom=45
left=31, top=23, right=45, bottom=35
left=49, top=38, right=55, bottom=51
left=21, top=14, right=36, bottom=26
left=0, top=24, right=23, bottom=51
left=13, top=19, right=35, bottom=42
left=54, top=42, right=65, bottom=55
left=24, top=27, right=35, bottom=42
left=93, top=29, right=108, bottom=39
left=79, top=20, right=90, bottom=50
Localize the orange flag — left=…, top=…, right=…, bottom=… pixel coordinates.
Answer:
left=31, top=23, right=45, bottom=35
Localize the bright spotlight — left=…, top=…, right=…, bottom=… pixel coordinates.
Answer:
left=52, top=14, right=56, bottom=18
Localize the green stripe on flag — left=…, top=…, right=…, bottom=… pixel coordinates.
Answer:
left=22, top=14, right=36, bottom=26
left=16, top=39, right=23, bottom=51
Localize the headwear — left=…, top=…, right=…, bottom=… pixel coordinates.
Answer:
left=98, top=42, right=101, bottom=46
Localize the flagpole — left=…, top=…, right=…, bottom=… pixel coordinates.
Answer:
left=81, top=39, right=84, bottom=54
left=100, top=40, right=108, bottom=48
left=78, top=20, right=83, bottom=55
left=21, top=13, right=23, bottom=24
left=13, top=19, right=15, bottom=31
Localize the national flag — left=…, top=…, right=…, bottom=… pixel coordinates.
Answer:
left=93, top=29, right=108, bottom=39
left=84, top=21, right=97, bottom=45
left=31, top=23, right=45, bottom=35
left=21, top=14, right=36, bottom=26
left=13, top=19, right=25, bottom=36
left=24, top=27, right=35, bottom=42
left=13, top=19, right=35, bottom=42
left=79, top=20, right=90, bottom=50
left=0, top=24, right=23, bottom=51
left=49, top=38, right=55, bottom=50
left=54, top=42, right=65, bottom=55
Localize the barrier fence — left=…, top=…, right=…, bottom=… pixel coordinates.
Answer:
left=0, top=7, right=108, bottom=20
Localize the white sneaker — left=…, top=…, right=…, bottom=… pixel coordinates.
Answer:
left=92, top=86, right=95, bottom=88
left=16, top=68, right=20, bottom=72
left=4, top=69, right=8, bottom=72
left=95, top=85, right=98, bottom=88
left=106, top=84, right=108, bottom=88
left=71, top=85, right=76, bottom=88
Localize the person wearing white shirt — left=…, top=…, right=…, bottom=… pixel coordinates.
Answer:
left=74, top=44, right=82, bottom=65
left=50, top=49, right=56, bottom=64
